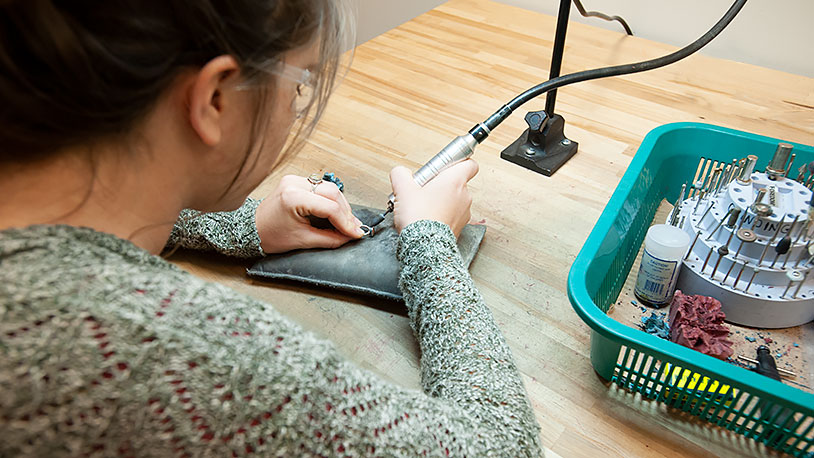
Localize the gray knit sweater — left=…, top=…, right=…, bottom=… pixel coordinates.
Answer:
left=0, top=199, right=542, bottom=457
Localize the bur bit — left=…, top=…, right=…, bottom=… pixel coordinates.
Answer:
left=736, top=155, right=757, bottom=185
left=721, top=208, right=741, bottom=250
left=794, top=241, right=813, bottom=268
left=793, top=270, right=809, bottom=298
left=690, top=158, right=706, bottom=198
left=709, top=245, right=729, bottom=280
left=726, top=159, right=739, bottom=186
left=757, top=215, right=786, bottom=266
left=770, top=215, right=797, bottom=268
left=706, top=208, right=736, bottom=241
left=669, top=183, right=687, bottom=226
left=701, top=245, right=714, bottom=273
left=733, top=228, right=757, bottom=259
left=770, top=236, right=791, bottom=269
left=766, top=142, right=793, bottom=181
left=708, top=168, right=722, bottom=196
left=783, top=269, right=804, bottom=298
left=745, top=266, right=760, bottom=293
left=785, top=219, right=811, bottom=268
left=733, top=261, right=747, bottom=290
left=698, top=201, right=716, bottom=226
left=721, top=260, right=736, bottom=285
left=786, top=153, right=796, bottom=178
left=693, top=181, right=706, bottom=213
left=684, top=232, right=701, bottom=261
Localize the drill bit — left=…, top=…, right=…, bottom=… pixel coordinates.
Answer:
left=738, top=355, right=796, bottom=378
left=745, top=266, right=760, bottom=293
left=783, top=269, right=804, bottom=298
left=684, top=231, right=701, bottom=261
left=698, top=201, right=716, bottom=226
left=793, top=270, right=809, bottom=298
left=669, top=183, right=687, bottom=226
left=692, top=181, right=706, bottom=213
left=736, top=155, right=757, bottom=185
left=733, top=261, right=747, bottom=290
left=785, top=219, right=811, bottom=268
left=721, top=260, right=735, bottom=285
left=706, top=207, right=735, bottom=241
left=701, top=245, right=715, bottom=273
left=786, top=153, right=796, bottom=178
left=722, top=208, right=742, bottom=249
left=733, top=228, right=757, bottom=259
left=770, top=215, right=797, bottom=268
left=709, top=245, right=729, bottom=280
left=794, top=240, right=813, bottom=268
left=726, top=159, right=739, bottom=186
left=757, top=215, right=786, bottom=266
left=689, top=158, right=706, bottom=199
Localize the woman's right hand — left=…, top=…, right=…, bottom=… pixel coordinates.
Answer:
left=389, top=159, right=479, bottom=237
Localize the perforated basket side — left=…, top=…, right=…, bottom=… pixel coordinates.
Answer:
left=568, top=123, right=814, bottom=455
left=613, top=345, right=814, bottom=455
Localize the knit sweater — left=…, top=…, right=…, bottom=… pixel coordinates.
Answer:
left=0, top=199, right=542, bottom=457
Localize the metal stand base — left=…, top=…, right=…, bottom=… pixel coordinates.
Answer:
left=500, top=113, right=578, bottom=176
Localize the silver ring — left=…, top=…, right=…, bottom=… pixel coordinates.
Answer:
left=359, top=225, right=374, bottom=237
left=307, top=173, right=323, bottom=193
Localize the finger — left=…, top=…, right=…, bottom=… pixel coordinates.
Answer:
left=314, top=181, right=359, bottom=225
left=390, top=166, right=420, bottom=194
left=441, top=158, right=479, bottom=184
left=297, top=226, right=355, bottom=249
left=299, top=192, right=365, bottom=238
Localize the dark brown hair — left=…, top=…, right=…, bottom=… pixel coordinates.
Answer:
left=0, top=0, right=351, bottom=162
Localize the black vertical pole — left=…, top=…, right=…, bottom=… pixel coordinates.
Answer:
left=545, top=0, right=571, bottom=116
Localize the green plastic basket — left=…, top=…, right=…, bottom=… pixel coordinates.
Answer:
left=567, top=122, right=814, bottom=455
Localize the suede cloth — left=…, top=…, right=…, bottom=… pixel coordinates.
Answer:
left=248, top=204, right=487, bottom=301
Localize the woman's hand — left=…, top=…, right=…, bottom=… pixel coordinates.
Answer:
left=389, top=159, right=479, bottom=237
left=255, top=175, right=365, bottom=254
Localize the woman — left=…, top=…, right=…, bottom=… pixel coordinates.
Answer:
left=0, top=0, right=542, bottom=456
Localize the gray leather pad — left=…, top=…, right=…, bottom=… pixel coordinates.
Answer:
left=247, top=204, right=486, bottom=301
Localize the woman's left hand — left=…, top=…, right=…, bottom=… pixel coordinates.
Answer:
left=255, top=175, right=365, bottom=254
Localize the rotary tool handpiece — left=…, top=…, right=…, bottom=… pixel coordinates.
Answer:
left=370, top=133, right=479, bottom=227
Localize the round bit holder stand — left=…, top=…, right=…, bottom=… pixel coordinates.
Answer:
left=675, top=168, right=814, bottom=328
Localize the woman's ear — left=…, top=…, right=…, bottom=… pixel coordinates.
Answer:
left=187, top=55, right=240, bottom=146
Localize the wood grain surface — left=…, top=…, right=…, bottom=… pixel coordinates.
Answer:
left=170, top=1, right=814, bottom=456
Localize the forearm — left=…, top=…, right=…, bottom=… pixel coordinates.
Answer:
left=397, top=220, right=542, bottom=454
left=165, top=198, right=264, bottom=258
left=2, top=263, right=539, bottom=457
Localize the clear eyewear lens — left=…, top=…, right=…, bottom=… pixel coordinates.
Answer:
left=237, top=62, right=314, bottom=104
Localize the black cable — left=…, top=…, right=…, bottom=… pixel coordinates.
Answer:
left=573, top=0, right=633, bottom=36
left=469, top=0, right=746, bottom=143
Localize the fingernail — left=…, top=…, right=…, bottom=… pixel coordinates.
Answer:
left=356, top=227, right=367, bottom=237
left=354, top=217, right=363, bottom=226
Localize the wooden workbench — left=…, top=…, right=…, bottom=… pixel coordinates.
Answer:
left=170, top=1, right=814, bottom=456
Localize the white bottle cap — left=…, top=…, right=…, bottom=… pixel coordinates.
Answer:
left=645, top=224, right=690, bottom=261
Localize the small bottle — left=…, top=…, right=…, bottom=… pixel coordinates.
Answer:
left=634, top=224, right=690, bottom=308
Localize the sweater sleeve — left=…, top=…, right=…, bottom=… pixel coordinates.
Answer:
left=165, top=198, right=264, bottom=258
left=1, top=223, right=543, bottom=457
left=397, top=220, right=543, bottom=453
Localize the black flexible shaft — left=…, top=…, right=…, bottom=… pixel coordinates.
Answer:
left=573, top=0, right=633, bottom=36
left=468, top=0, right=746, bottom=143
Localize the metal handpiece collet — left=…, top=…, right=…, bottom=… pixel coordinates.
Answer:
left=367, top=133, right=479, bottom=228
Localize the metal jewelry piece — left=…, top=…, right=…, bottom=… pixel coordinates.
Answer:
left=359, top=225, right=375, bottom=238
left=307, top=173, right=324, bottom=193
left=322, top=172, right=345, bottom=192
